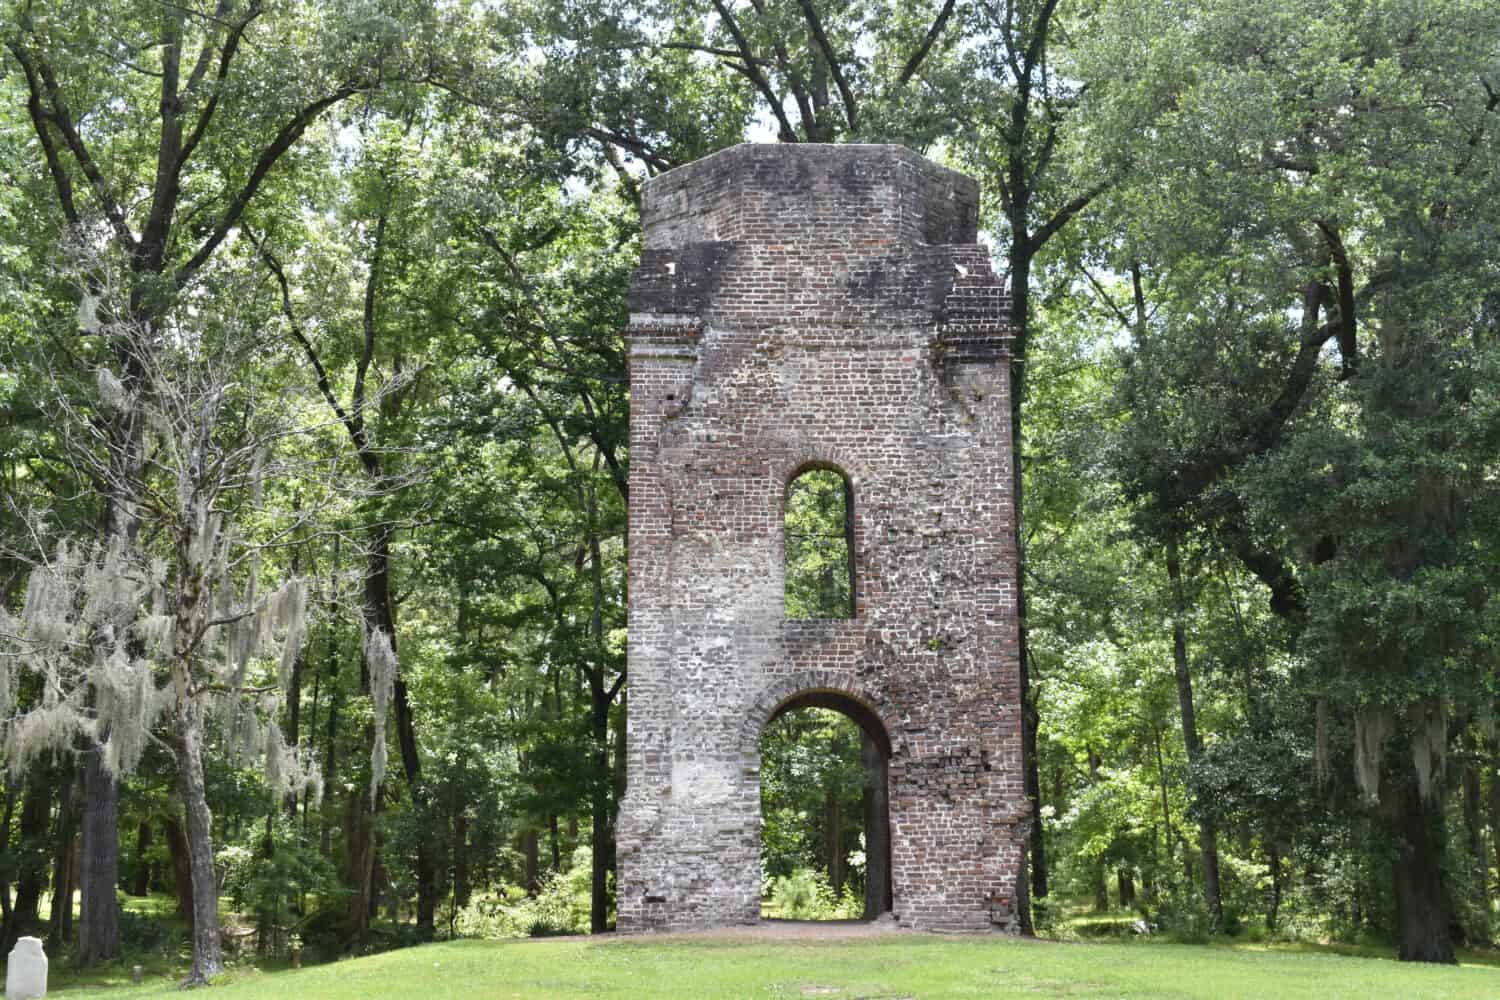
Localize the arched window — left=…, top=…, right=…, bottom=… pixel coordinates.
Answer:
left=785, top=468, right=854, bottom=619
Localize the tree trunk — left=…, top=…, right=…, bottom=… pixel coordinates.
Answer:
left=1117, top=868, right=1136, bottom=908
left=319, top=551, right=341, bottom=857
left=400, top=700, right=436, bottom=938
left=1266, top=841, right=1283, bottom=931
left=1461, top=750, right=1489, bottom=944
left=861, top=733, right=891, bottom=918
left=5, top=775, right=50, bottom=953
left=610, top=689, right=627, bottom=903
left=1085, top=749, right=1108, bottom=912
left=453, top=812, right=471, bottom=910
left=1092, top=862, right=1109, bottom=913
left=524, top=832, right=539, bottom=895
left=1151, top=724, right=1176, bottom=860
left=1144, top=825, right=1159, bottom=903
left=287, top=648, right=304, bottom=750
left=130, top=820, right=153, bottom=897
left=0, top=789, right=14, bottom=951
left=1390, top=783, right=1456, bottom=963
left=77, top=744, right=121, bottom=965
left=589, top=681, right=612, bottom=933
left=1489, top=740, right=1500, bottom=900
left=163, top=814, right=194, bottom=932
left=1166, top=534, right=1224, bottom=931
left=256, top=814, right=275, bottom=957
left=175, top=701, right=224, bottom=985
left=286, top=549, right=303, bottom=758
left=345, top=777, right=376, bottom=940
left=47, top=779, right=77, bottom=947
left=373, top=840, right=392, bottom=921
left=364, top=523, right=436, bottom=939
left=825, top=788, right=843, bottom=896
left=321, top=683, right=340, bottom=860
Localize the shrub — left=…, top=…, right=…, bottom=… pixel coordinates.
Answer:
left=219, top=839, right=342, bottom=956
left=454, top=847, right=602, bottom=939
left=763, top=868, right=862, bottom=920
left=1143, top=887, right=1212, bottom=943
left=119, top=904, right=177, bottom=953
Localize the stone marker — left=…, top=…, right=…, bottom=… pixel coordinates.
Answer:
left=5, top=936, right=47, bottom=1000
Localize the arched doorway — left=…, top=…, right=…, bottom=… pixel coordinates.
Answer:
left=759, top=692, right=892, bottom=921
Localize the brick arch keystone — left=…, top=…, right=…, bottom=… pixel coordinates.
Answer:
left=738, top=671, right=899, bottom=764
left=771, top=441, right=872, bottom=494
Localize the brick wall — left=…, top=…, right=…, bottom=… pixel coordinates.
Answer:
left=617, top=143, right=1025, bottom=932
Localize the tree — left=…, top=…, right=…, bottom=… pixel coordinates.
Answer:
left=1087, top=0, right=1500, bottom=960
left=0, top=256, right=323, bottom=983
left=259, top=113, right=443, bottom=937
left=1, top=0, right=438, bottom=961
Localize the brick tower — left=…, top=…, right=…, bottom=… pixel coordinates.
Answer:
left=617, top=144, right=1025, bottom=931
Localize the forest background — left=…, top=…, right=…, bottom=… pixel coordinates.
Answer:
left=0, top=0, right=1496, bottom=986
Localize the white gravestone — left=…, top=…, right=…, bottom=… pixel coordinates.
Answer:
left=4, top=936, right=46, bottom=1000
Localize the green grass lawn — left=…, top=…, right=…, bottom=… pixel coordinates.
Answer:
left=43, top=932, right=1500, bottom=999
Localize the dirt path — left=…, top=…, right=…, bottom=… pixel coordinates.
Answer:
left=584, top=916, right=945, bottom=944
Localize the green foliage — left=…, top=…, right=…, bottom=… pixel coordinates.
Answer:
left=3, top=0, right=1498, bottom=971
left=759, top=708, right=867, bottom=902
left=784, top=470, right=854, bottom=620
left=761, top=868, right=861, bottom=921
left=219, top=829, right=343, bottom=957
left=453, top=847, right=600, bottom=939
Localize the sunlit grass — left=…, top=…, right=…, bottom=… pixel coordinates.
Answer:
left=40, top=931, right=1500, bottom=999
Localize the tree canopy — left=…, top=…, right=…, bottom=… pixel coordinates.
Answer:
left=0, top=0, right=1496, bottom=979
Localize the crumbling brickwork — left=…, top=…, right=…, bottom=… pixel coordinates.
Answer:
left=617, top=144, right=1025, bottom=932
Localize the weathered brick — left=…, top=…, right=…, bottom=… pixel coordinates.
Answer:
left=618, top=143, right=1024, bottom=933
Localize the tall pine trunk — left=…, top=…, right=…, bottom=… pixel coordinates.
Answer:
left=1008, top=237, right=1044, bottom=929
